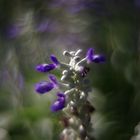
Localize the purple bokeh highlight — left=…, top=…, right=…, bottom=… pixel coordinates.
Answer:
left=5, top=24, right=21, bottom=39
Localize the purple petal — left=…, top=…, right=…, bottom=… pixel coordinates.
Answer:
left=51, top=92, right=65, bottom=112
left=50, top=55, right=59, bottom=65
left=92, top=54, right=105, bottom=63
left=86, top=48, right=94, bottom=63
left=57, top=92, right=65, bottom=98
left=35, top=64, right=56, bottom=72
left=51, top=98, right=65, bottom=112
left=48, top=74, right=58, bottom=85
left=86, top=48, right=105, bottom=63
left=35, top=81, right=54, bottom=94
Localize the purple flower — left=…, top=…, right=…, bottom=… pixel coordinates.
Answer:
left=57, top=92, right=65, bottom=98
left=86, top=48, right=94, bottom=63
left=51, top=92, right=65, bottom=112
left=35, top=81, right=54, bottom=94
left=86, top=48, right=105, bottom=63
left=49, top=74, right=58, bottom=85
left=35, top=64, right=56, bottom=72
left=50, top=55, right=60, bottom=65
left=5, top=24, right=20, bottom=39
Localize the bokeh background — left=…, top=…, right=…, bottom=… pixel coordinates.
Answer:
left=0, top=0, right=140, bottom=140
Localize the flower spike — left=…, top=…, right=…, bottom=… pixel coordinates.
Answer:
left=34, top=48, right=105, bottom=140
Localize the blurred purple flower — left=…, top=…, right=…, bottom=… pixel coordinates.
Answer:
left=5, top=24, right=20, bottom=39
left=49, top=0, right=75, bottom=8
left=135, top=0, right=140, bottom=7
left=36, top=64, right=56, bottom=72
left=36, top=21, right=49, bottom=32
left=36, top=20, right=59, bottom=33
left=17, top=74, right=25, bottom=90
left=50, top=55, right=60, bottom=65
left=51, top=92, right=65, bottom=112
left=82, top=0, right=101, bottom=9
left=35, top=81, right=54, bottom=94
left=49, top=1, right=63, bottom=8
left=49, top=0, right=102, bottom=14
left=66, top=4, right=85, bottom=14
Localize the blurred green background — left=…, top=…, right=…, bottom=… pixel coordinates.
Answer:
left=0, top=0, right=140, bottom=140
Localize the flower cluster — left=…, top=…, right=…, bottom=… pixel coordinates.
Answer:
left=35, top=48, right=104, bottom=111
left=35, top=48, right=105, bottom=139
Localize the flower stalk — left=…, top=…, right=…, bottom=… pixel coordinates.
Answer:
left=35, top=48, right=105, bottom=140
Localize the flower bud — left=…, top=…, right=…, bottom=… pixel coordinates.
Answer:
left=75, top=49, right=82, bottom=56
left=36, top=64, right=56, bottom=72
left=63, top=51, right=71, bottom=57
left=35, top=81, right=54, bottom=94
left=50, top=54, right=60, bottom=65
left=51, top=92, right=65, bottom=112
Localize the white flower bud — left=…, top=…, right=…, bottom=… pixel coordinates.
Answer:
left=61, top=75, right=67, bottom=81
left=70, top=101, right=75, bottom=106
left=61, top=128, right=77, bottom=140
left=62, top=70, right=68, bottom=75
left=69, top=117, right=81, bottom=129
left=70, top=51, right=75, bottom=56
left=69, top=118, right=75, bottom=125
left=75, top=65, right=83, bottom=72
left=69, top=58, right=76, bottom=67
left=64, top=88, right=76, bottom=95
left=80, top=92, right=85, bottom=100
left=59, top=83, right=70, bottom=88
left=75, top=49, right=82, bottom=56
left=70, top=67, right=73, bottom=70
left=79, top=125, right=85, bottom=133
left=63, top=51, right=71, bottom=57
